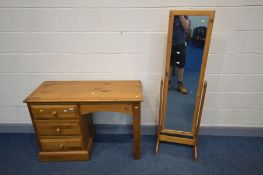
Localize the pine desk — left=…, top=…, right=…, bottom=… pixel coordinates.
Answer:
left=24, top=81, right=143, bottom=161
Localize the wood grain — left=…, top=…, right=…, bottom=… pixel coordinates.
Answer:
left=155, top=79, right=163, bottom=157
left=25, top=80, right=143, bottom=161
left=39, top=151, right=90, bottom=161
left=35, top=120, right=81, bottom=137
left=160, top=129, right=193, bottom=137
left=159, top=135, right=195, bottom=146
left=132, top=102, right=141, bottom=159
left=24, top=81, right=143, bottom=103
left=31, top=105, right=78, bottom=120
left=40, top=138, right=83, bottom=151
left=80, top=102, right=133, bottom=116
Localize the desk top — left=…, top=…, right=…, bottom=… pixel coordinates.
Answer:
left=24, top=81, right=143, bottom=103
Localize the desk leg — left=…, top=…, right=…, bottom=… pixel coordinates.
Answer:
left=132, top=102, right=141, bottom=159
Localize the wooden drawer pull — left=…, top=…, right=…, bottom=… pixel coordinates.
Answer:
left=52, top=111, right=57, bottom=116
left=59, top=144, right=64, bottom=149
left=56, top=128, right=61, bottom=133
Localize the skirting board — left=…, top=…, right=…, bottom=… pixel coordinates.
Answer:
left=0, top=123, right=263, bottom=137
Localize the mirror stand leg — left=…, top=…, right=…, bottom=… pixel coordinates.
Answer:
left=155, top=138, right=160, bottom=158
left=193, top=144, right=197, bottom=160
left=155, top=79, right=163, bottom=158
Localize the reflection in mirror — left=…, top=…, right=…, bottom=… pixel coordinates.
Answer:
left=165, top=15, right=208, bottom=132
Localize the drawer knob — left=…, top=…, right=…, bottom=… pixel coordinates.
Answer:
left=59, top=144, right=64, bottom=149
left=56, top=128, right=61, bottom=133
left=52, top=111, right=57, bottom=116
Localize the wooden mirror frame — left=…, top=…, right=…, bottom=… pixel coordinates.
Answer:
left=156, top=10, right=215, bottom=160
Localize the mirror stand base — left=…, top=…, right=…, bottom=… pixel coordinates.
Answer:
left=156, top=80, right=208, bottom=160
left=155, top=134, right=199, bottom=160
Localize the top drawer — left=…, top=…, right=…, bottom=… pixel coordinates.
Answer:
left=31, top=105, right=78, bottom=120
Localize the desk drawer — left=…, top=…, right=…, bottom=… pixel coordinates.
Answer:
left=35, top=120, right=81, bottom=136
left=31, top=105, right=78, bottom=120
left=40, top=138, right=83, bottom=151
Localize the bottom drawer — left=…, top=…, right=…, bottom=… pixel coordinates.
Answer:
left=40, top=138, right=83, bottom=152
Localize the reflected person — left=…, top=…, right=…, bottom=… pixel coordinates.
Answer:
left=169, top=16, right=190, bottom=94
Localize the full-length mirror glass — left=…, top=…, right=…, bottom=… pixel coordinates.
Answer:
left=165, top=15, right=209, bottom=132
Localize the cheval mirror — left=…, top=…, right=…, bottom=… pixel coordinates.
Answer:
left=156, top=10, right=215, bottom=160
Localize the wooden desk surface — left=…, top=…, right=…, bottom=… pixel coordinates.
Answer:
left=24, top=81, right=143, bottom=103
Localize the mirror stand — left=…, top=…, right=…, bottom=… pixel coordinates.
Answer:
left=155, top=10, right=214, bottom=160
left=156, top=80, right=207, bottom=160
